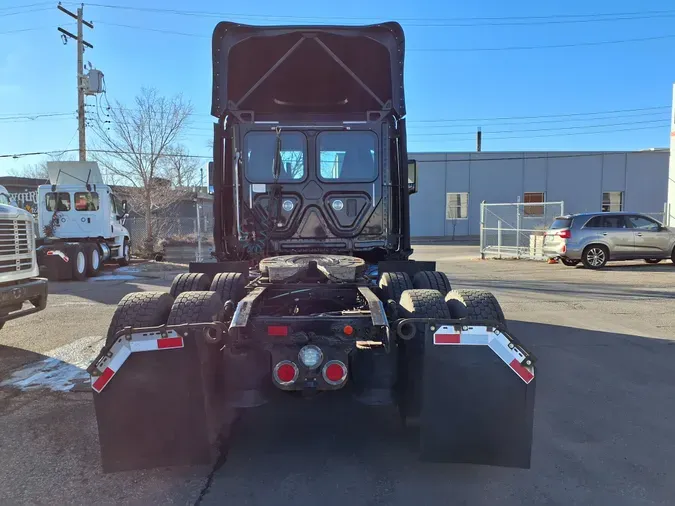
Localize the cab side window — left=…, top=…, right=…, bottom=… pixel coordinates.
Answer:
left=74, top=192, right=99, bottom=211
left=45, top=192, right=71, bottom=212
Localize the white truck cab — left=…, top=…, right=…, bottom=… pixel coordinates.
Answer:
left=0, top=186, right=48, bottom=330
left=36, top=162, right=131, bottom=281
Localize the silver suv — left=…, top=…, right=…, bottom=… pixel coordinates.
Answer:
left=543, top=212, right=675, bottom=269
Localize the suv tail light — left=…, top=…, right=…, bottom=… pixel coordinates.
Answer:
left=558, top=229, right=571, bottom=239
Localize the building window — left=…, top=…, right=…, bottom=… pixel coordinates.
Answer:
left=446, top=192, right=468, bottom=220
left=523, top=192, right=545, bottom=217
left=602, top=192, right=623, bottom=212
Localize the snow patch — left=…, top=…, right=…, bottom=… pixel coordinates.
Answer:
left=0, top=335, right=104, bottom=392
left=89, top=274, right=137, bottom=281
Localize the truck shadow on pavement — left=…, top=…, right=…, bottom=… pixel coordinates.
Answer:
left=46, top=277, right=172, bottom=305
left=205, top=320, right=675, bottom=506
left=2, top=321, right=675, bottom=505
left=455, top=278, right=675, bottom=300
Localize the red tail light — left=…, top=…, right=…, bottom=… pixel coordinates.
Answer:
left=273, top=361, right=298, bottom=385
left=322, top=360, right=348, bottom=385
left=268, top=325, right=288, bottom=336
left=558, top=229, right=571, bottom=239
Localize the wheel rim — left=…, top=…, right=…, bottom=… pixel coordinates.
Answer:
left=77, top=252, right=85, bottom=273
left=587, top=248, right=605, bottom=267
left=91, top=249, right=100, bottom=270
left=124, top=244, right=130, bottom=261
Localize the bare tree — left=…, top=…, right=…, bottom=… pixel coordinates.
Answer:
left=91, top=87, right=193, bottom=251
left=162, top=144, right=201, bottom=188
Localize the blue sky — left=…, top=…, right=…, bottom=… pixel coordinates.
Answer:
left=1, top=0, right=674, bottom=176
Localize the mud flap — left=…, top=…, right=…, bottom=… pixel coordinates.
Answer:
left=92, top=333, right=224, bottom=472
left=420, top=325, right=535, bottom=468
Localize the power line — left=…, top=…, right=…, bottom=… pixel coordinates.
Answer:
left=90, top=20, right=675, bottom=51
left=0, top=2, right=52, bottom=12
left=407, top=124, right=669, bottom=144
left=77, top=4, right=675, bottom=26
left=407, top=106, right=671, bottom=123
left=408, top=118, right=670, bottom=137
left=414, top=34, right=675, bottom=52
left=2, top=6, right=52, bottom=16
left=2, top=147, right=666, bottom=162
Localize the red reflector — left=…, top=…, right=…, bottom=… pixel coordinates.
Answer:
left=92, top=367, right=115, bottom=393
left=509, top=359, right=534, bottom=383
left=268, top=326, right=288, bottom=336
left=343, top=325, right=354, bottom=336
left=276, top=363, right=296, bottom=383
left=325, top=363, right=346, bottom=383
left=157, top=337, right=183, bottom=349
left=434, top=333, right=461, bottom=345
left=558, top=229, right=571, bottom=239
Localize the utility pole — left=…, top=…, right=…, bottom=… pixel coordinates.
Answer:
left=476, top=127, right=482, bottom=152
left=57, top=3, right=93, bottom=161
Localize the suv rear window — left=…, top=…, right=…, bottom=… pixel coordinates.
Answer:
left=549, top=218, right=571, bottom=230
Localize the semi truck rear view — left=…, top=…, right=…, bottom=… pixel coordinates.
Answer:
left=36, top=162, right=131, bottom=280
left=88, top=21, right=537, bottom=472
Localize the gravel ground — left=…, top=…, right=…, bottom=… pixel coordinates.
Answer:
left=1, top=247, right=674, bottom=505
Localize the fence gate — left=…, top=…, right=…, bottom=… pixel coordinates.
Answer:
left=480, top=201, right=564, bottom=260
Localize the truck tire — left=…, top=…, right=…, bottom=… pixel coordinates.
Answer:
left=118, top=238, right=131, bottom=267
left=412, top=271, right=451, bottom=294
left=397, top=289, right=451, bottom=425
left=85, top=243, right=103, bottom=276
left=105, top=292, right=174, bottom=346
left=167, top=291, right=225, bottom=326
left=210, top=272, right=246, bottom=304
left=378, top=272, right=412, bottom=302
left=169, top=273, right=212, bottom=298
left=445, top=289, right=507, bottom=329
left=67, top=243, right=88, bottom=281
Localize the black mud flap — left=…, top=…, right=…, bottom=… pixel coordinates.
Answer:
left=420, top=325, right=535, bottom=468
left=92, top=334, right=224, bottom=472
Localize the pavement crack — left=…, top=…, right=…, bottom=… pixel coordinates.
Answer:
left=193, top=423, right=236, bottom=506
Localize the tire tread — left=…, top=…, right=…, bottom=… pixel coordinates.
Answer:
left=106, top=291, right=174, bottom=345
left=412, top=271, right=451, bottom=294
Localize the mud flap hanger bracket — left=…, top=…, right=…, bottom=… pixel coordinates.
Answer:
left=395, top=318, right=537, bottom=367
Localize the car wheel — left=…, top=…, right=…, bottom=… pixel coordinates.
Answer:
left=561, top=258, right=580, bottom=267
left=645, top=259, right=662, bottom=264
left=582, top=245, right=608, bottom=269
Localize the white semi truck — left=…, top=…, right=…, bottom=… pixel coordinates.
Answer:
left=0, top=185, right=48, bottom=330
left=36, top=162, right=132, bottom=281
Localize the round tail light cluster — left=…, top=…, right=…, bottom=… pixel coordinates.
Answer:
left=273, top=361, right=299, bottom=385
left=322, top=360, right=348, bottom=385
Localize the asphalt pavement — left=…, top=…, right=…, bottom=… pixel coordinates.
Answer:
left=1, top=249, right=675, bottom=505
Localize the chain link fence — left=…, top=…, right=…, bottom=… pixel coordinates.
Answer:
left=480, top=201, right=671, bottom=261
left=480, top=201, right=565, bottom=260
left=125, top=215, right=213, bottom=262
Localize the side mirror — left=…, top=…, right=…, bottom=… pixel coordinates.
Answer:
left=121, top=200, right=128, bottom=213
left=408, top=159, right=418, bottom=195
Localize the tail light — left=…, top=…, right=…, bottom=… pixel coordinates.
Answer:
left=322, top=360, right=348, bottom=386
left=558, top=229, right=571, bottom=239
left=273, top=361, right=298, bottom=385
